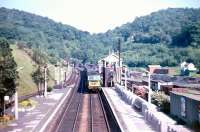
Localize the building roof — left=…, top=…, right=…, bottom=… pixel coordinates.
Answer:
left=98, top=52, right=122, bottom=64
left=148, top=65, right=161, bottom=68
left=171, top=88, right=200, bottom=102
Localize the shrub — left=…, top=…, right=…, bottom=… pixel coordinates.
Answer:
left=47, top=86, right=53, bottom=92
left=19, top=99, right=37, bottom=108
left=151, top=92, right=170, bottom=113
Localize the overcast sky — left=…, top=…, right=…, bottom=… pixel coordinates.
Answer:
left=0, top=0, right=200, bottom=33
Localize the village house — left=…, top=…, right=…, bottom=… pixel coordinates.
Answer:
left=147, top=65, right=169, bottom=74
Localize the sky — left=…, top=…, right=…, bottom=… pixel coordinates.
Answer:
left=0, top=0, right=200, bottom=33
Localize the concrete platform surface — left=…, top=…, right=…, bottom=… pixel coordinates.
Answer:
left=102, top=87, right=156, bottom=132
left=0, top=88, right=71, bottom=132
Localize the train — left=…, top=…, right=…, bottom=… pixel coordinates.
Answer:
left=87, top=71, right=101, bottom=91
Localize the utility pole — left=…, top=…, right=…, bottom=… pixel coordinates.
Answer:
left=118, top=38, right=121, bottom=67
left=148, top=72, right=151, bottom=104
left=44, top=65, right=47, bottom=98
left=125, top=67, right=127, bottom=90
left=118, top=38, right=121, bottom=85
left=102, top=60, right=106, bottom=87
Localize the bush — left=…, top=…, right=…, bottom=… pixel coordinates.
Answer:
left=151, top=92, right=170, bottom=113
left=19, top=99, right=37, bottom=108
left=0, top=114, right=14, bottom=124
left=47, top=86, right=53, bottom=92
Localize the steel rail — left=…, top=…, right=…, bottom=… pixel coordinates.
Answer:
left=54, top=72, right=81, bottom=132
left=98, top=91, right=111, bottom=132
left=90, top=94, right=93, bottom=132
left=72, top=95, right=82, bottom=132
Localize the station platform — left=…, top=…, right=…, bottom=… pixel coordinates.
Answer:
left=0, top=67, right=74, bottom=132
left=102, top=87, right=156, bottom=132
left=0, top=88, right=72, bottom=132
left=102, top=85, right=191, bottom=132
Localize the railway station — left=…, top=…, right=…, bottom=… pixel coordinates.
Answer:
left=1, top=2, right=200, bottom=132
left=1, top=52, right=192, bottom=132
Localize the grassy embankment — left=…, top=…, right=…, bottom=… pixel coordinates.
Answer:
left=11, top=45, right=55, bottom=96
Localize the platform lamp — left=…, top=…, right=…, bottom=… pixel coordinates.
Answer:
left=15, top=66, right=24, bottom=120
left=43, top=64, right=53, bottom=98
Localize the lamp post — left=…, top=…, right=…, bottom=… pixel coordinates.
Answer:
left=43, top=64, right=53, bottom=98
left=15, top=66, right=24, bottom=120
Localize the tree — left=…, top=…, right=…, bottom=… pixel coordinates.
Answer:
left=190, top=22, right=200, bottom=48
left=31, top=66, right=44, bottom=95
left=32, top=48, right=48, bottom=65
left=0, top=38, right=18, bottom=116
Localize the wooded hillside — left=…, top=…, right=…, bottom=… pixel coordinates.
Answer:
left=0, top=7, right=200, bottom=67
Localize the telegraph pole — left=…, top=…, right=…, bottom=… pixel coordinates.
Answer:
left=118, top=38, right=121, bottom=67
left=102, top=60, right=106, bottom=87
left=44, top=65, right=47, bottom=98
left=118, top=38, right=121, bottom=85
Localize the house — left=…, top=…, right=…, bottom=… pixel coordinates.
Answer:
left=147, top=65, right=169, bottom=74
left=180, top=62, right=197, bottom=76
left=180, top=62, right=197, bottom=71
left=147, top=65, right=161, bottom=74
left=170, top=88, right=200, bottom=125
left=98, top=52, right=122, bottom=69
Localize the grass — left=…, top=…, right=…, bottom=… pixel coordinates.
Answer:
left=130, top=66, right=200, bottom=77
left=11, top=45, right=37, bottom=96
left=168, top=67, right=181, bottom=76
left=11, top=45, right=56, bottom=96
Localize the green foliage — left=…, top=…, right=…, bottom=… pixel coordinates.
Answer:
left=0, top=38, right=18, bottom=115
left=0, top=7, right=200, bottom=67
left=31, top=66, right=44, bottom=85
left=190, top=21, right=200, bottom=48
left=11, top=45, right=38, bottom=96
left=32, top=48, right=48, bottom=65
left=151, top=92, right=170, bottom=113
left=0, top=38, right=18, bottom=95
left=19, top=99, right=37, bottom=108
left=47, top=86, right=53, bottom=92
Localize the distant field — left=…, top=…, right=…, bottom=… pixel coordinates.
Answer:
left=129, top=66, right=200, bottom=77
left=11, top=45, right=56, bottom=96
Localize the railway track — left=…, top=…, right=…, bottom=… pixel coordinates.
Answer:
left=54, top=70, right=84, bottom=132
left=54, top=69, right=113, bottom=132
left=90, top=92, right=110, bottom=132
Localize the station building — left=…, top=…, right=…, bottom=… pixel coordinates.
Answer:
left=98, top=52, right=123, bottom=87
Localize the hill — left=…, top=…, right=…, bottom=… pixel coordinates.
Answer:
left=0, top=7, right=102, bottom=63
left=94, top=8, right=200, bottom=67
left=1, top=7, right=200, bottom=68
left=11, top=45, right=55, bottom=96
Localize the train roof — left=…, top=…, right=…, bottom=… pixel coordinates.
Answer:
left=87, top=70, right=100, bottom=75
